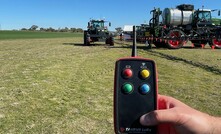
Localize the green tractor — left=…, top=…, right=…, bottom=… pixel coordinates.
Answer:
left=84, top=19, right=114, bottom=46
left=145, top=4, right=221, bottom=49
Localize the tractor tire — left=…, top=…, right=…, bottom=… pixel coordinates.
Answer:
left=84, top=31, right=87, bottom=45
left=166, top=29, right=185, bottom=49
left=84, top=31, right=90, bottom=46
left=105, top=38, right=109, bottom=45
left=209, top=38, right=221, bottom=49
left=109, top=37, right=114, bottom=46
left=106, top=37, right=114, bottom=46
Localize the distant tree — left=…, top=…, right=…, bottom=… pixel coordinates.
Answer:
left=115, top=27, right=123, bottom=34
left=59, top=27, right=69, bottom=32
left=29, top=25, right=38, bottom=31
left=21, top=28, right=27, bottom=31
left=76, top=28, right=83, bottom=33
left=70, top=28, right=76, bottom=32
left=31, top=26, right=83, bottom=33
left=64, top=27, right=69, bottom=32
left=46, top=27, right=55, bottom=32
left=40, top=27, right=46, bottom=31
left=59, top=29, right=66, bottom=32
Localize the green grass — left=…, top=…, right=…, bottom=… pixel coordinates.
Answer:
left=0, top=30, right=82, bottom=40
left=0, top=36, right=221, bottom=133
left=212, top=18, right=221, bottom=25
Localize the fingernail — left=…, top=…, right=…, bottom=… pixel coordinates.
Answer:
left=140, top=114, right=151, bottom=126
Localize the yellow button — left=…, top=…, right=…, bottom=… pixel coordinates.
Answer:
left=140, top=69, right=150, bottom=79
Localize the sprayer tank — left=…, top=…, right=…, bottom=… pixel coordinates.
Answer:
left=162, top=8, right=193, bottom=26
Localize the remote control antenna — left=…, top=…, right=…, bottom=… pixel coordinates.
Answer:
left=131, top=25, right=137, bottom=57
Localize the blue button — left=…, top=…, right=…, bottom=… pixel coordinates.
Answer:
left=140, top=84, right=150, bottom=94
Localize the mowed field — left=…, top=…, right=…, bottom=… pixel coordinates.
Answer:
left=0, top=31, right=221, bottom=133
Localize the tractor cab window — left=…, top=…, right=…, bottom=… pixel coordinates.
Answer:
left=198, top=11, right=211, bottom=21
left=92, top=21, right=104, bottom=28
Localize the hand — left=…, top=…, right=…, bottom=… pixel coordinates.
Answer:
left=140, top=95, right=221, bottom=134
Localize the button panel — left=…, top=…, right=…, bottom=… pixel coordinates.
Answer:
left=120, top=66, right=152, bottom=95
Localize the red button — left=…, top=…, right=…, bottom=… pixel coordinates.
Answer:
left=122, top=68, right=133, bottom=78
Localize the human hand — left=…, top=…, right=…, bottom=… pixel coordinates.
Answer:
left=140, top=95, right=219, bottom=134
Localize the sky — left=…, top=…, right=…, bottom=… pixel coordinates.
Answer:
left=0, top=0, right=220, bottom=31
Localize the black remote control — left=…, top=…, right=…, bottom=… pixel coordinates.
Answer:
left=114, top=26, right=158, bottom=134
left=114, top=57, right=158, bottom=134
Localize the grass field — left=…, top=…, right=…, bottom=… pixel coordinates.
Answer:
left=0, top=32, right=221, bottom=133
left=0, top=30, right=82, bottom=40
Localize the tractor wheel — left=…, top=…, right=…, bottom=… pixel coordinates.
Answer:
left=106, top=37, right=114, bottom=46
left=109, top=37, right=114, bottom=46
left=209, top=38, right=221, bottom=49
left=105, top=38, right=109, bottom=45
left=166, top=29, right=185, bottom=49
left=84, top=31, right=90, bottom=46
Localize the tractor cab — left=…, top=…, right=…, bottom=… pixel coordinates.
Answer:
left=197, top=10, right=212, bottom=21
left=88, top=20, right=111, bottom=31
left=194, top=9, right=213, bottom=27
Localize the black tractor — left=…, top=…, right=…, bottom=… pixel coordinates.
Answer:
left=84, top=19, right=114, bottom=46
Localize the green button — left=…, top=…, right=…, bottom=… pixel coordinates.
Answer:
left=122, top=83, right=133, bottom=94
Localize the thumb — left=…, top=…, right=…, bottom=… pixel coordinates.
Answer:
left=140, top=109, right=179, bottom=126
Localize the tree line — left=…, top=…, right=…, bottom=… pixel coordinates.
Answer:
left=21, top=25, right=84, bottom=32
